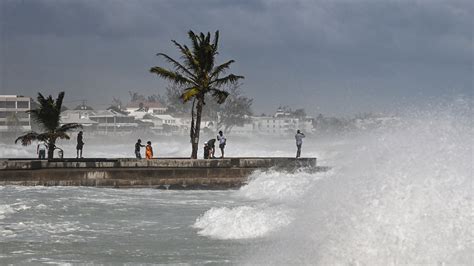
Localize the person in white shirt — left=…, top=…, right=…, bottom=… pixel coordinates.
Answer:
left=217, top=130, right=226, bottom=158
left=295, top=130, right=305, bottom=158
left=37, top=140, right=47, bottom=159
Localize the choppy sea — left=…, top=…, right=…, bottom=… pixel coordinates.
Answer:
left=1, top=100, right=472, bottom=264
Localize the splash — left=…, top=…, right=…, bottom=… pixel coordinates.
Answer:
left=193, top=205, right=293, bottom=240
left=242, top=99, right=473, bottom=264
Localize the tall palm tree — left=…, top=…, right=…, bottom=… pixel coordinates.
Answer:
left=15, top=92, right=82, bottom=159
left=150, top=30, right=244, bottom=158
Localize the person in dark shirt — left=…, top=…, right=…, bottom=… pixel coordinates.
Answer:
left=135, top=139, right=145, bottom=159
left=295, top=130, right=305, bottom=158
left=207, top=138, right=216, bottom=158
left=76, top=131, right=84, bottom=158
left=203, top=142, right=211, bottom=159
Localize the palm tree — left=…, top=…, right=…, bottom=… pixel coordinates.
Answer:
left=15, top=92, right=82, bottom=159
left=150, top=30, right=244, bottom=158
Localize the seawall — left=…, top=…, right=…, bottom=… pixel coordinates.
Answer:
left=0, top=157, right=325, bottom=189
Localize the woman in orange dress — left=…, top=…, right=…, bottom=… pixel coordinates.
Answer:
left=145, top=141, right=153, bottom=159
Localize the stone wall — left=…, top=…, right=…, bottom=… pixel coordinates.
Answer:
left=0, top=157, right=319, bottom=189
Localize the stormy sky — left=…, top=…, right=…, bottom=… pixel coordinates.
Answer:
left=1, top=0, right=472, bottom=115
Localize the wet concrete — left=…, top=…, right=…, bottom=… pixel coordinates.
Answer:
left=0, top=157, right=323, bottom=189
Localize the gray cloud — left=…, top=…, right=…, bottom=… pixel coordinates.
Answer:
left=1, top=0, right=472, bottom=115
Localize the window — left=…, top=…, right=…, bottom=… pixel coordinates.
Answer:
left=17, top=101, right=29, bottom=108
left=5, top=102, right=15, bottom=108
left=16, top=112, right=29, bottom=118
left=0, top=111, right=14, bottom=118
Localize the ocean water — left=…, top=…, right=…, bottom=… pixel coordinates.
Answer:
left=0, top=99, right=472, bottom=264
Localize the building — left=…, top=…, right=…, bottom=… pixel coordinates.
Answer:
left=0, top=95, right=31, bottom=132
left=60, top=110, right=98, bottom=128
left=228, top=107, right=314, bottom=136
left=125, top=101, right=167, bottom=115
left=60, top=109, right=141, bottom=134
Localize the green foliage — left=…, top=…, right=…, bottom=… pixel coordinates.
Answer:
left=150, top=30, right=244, bottom=158
left=216, top=83, right=253, bottom=133
left=15, top=92, right=82, bottom=158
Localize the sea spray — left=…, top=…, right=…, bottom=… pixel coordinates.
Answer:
left=238, top=169, right=328, bottom=202
left=244, top=99, right=473, bottom=265
left=193, top=205, right=293, bottom=240
left=193, top=168, right=331, bottom=240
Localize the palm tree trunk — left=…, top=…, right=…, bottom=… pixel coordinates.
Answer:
left=47, top=139, right=55, bottom=159
left=189, top=99, right=196, bottom=144
left=191, top=97, right=204, bottom=159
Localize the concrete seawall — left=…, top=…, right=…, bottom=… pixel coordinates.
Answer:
left=0, top=157, right=325, bottom=189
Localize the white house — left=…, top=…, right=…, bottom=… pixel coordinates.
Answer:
left=125, top=101, right=167, bottom=116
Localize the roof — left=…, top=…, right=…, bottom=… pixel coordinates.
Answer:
left=90, top=110, right=129, bottom=117
left=153, top=115, right=176, bottom=120
left=125, top=101, right=166, bottom=109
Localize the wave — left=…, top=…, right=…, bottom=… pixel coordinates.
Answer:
left=243, top=98, right=473, bottom=264
left=193, top=205, right=293, bottom=240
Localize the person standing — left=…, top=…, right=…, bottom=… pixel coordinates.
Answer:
left=135, top=139, right=145, bottom=158
left=37, top=140, right=47, bottom=159
left=207, top=138, right=216, bottom=158
left=295, top=130, right=305, bottom=158
left=203, top=142, right=211, bottom=159
left=145, top=141, right=154, bottom=159
left=217, top=131, right=226, bottom=158
left=76, top=131, right=84, bottom=158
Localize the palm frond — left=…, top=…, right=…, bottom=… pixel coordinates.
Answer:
left=150, top=67, right=194, bottom=85
left=57, top=123, right=82, bottom=133
left=30, top=92, right=62, bottom=131
left=56, top=91, right=65, bottom=112
left=171, top=41, right=200, bottom=72
left=210, top=89, right=230, bottom=104
left=212, top=30, right=219, bottom=52
left=53, top=131, right=71, bottom=140
left=157, top=53, right=197, bottom=81
left=188, top=31, right=200, bottom=55
left=15, top=132, right=41, bottom=146
left=210, top=74, right=245, bottom=87
left=180, top=87, right=200, bottom=103
left=210, top=60, right=235, bottom=79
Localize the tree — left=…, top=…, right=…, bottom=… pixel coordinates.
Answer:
left=129, top=91, right=146, bottom=102
left=164, top=84, right=191, bottom=114
left=111, top=97, right=123, bottom=110
left=15, top=92, right=82, bottom=159
left=292, top=108, right=307, bottom=119
left=150, top=30, right=244, bottom=158
left=217, top=83, right=253, bottom=133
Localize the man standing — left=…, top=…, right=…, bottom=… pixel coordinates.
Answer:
left=135, top=139, right=145, bottom=158
left=37, top=140, right=47, bottom=159
left=76, top=131, right=84, bottom=158
left=295, top=129, right=305, bottom=158
left=217, top=131, right=226, bottom=158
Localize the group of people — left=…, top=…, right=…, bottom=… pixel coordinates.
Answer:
left=135, top=139, right=154, bottom=159
left=36, top=131, right=85, bottom=159
left=203, top=130, right=226, bottom=159
left=37, top=130, right=306, bottom=159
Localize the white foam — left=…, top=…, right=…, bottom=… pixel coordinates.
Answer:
left=193, top=205, right=293, bottom=240
left=244, top=99, right=473, bottom=264
left=239, top=170, right=324, bottom=202
left=0, top=204, right=15, bottom=220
